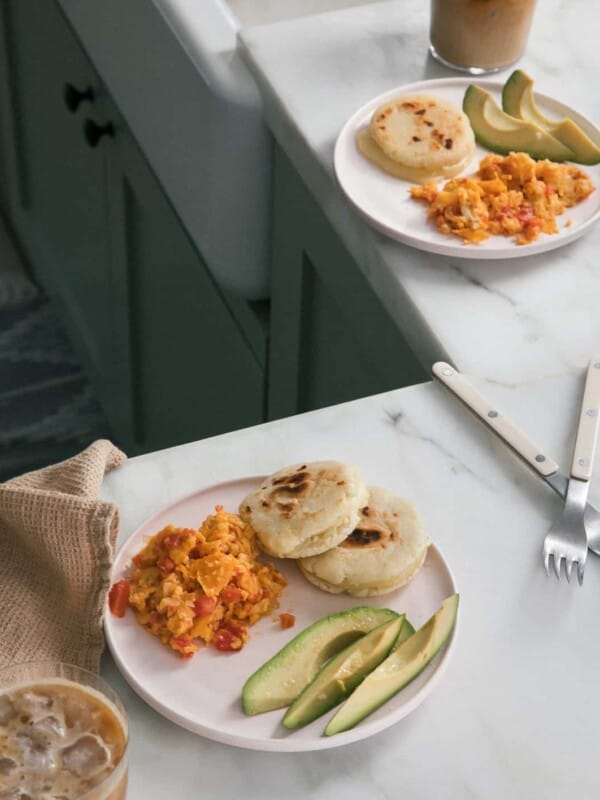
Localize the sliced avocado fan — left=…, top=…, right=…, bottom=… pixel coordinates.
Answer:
left=282, top=615, right=406, bottom=730
left=502, top=70, right=600, bottom=165
left=325, top=593, right=459, bottom=736
left=463, top=84, right=574, bottom=162
left=242, top=606, right=400, bottom=715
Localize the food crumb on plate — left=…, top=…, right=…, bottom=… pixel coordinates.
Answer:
left=279, top=613, right=296, bottom=630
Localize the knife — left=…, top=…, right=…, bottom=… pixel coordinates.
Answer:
left=432, top=361, right=600, bottom=556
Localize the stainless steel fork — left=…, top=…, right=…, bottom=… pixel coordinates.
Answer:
left=543, top=358, right=600, bottom=584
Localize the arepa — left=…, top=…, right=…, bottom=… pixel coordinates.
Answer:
left=369, top=94, right=475, bottom=172
left=239, top=461, right=368, bottom=559
left=298, top=486, right=430, bottom=597
left=357, top=129, right=471, bottom=184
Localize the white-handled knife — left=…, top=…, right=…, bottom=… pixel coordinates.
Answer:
left=432, top=361, right=600, bottom=556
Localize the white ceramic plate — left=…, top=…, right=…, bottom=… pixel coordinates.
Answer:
left=334, top=77, right=600, bottom=258
left=105, top=476, right=458, bottom=752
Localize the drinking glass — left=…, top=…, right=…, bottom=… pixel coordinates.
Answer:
left=0, top=661, right=129, bottom=800
left=429, top=0, right=538, bottom=75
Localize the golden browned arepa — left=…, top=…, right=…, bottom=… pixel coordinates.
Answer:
left=357, top=128, right=471, bottom=183
left=298, top=486, right=430, bottom=597
left=239, top=462, right=369, bottom=559
left=369, top=94, right=475, bottom=173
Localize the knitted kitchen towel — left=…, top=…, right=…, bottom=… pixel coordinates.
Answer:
left=0, top=439, right=127, bottom=672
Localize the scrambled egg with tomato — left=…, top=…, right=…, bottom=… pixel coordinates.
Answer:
left=410, top=152, right=595, bottom=244
left=123, top=507, right=286, bottom=658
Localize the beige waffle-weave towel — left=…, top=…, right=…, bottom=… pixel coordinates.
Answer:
left=0, top=440, right=127, bottom=672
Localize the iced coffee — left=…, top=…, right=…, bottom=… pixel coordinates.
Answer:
left=430, top=0, right=537, bottom=74
left=0, top=664, right=128, bottom=800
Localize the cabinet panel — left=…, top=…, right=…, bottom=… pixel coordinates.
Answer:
left=296, top=254, right=412, bottom=411
left=269, top=146, right=426, bottom=419
left=0, top=0, right=266, bottom=454
left=2, top=0, right=113, bottom=378
left=106, top=114, right=265, bottom=452
left=0, top=6, right=12, bottom=210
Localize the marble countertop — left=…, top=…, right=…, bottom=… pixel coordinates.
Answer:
left=102, top=370, right=600, bottom=798
left=238, top=0, right=600, bottom=387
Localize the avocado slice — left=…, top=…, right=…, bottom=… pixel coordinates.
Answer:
left=463, top=84, right=574, bottom=162
left=242, top=606, right=399, bottom=715
left=502, top=70, right=600, bottom=165
left=282, top=615, right=406, bottom=729
left=325, top=594, right=459, bottom=736
left=392, top=618, right=415, bottom=649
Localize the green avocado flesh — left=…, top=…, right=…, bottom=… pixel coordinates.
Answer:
left=392, top=618, right=415, bottom=649
left=241, top=606, right=399, bottom=715
left=463, top=84, right=574, bottom=162
left=502, top=70, right=600, bottom=165
left=282, top=615, right=406, bottom=729
left=325, top=594, right=459, bottom=736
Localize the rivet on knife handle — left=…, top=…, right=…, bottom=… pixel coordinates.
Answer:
left=432, top=362, right=559, bottom=478
left=571, top=357, right=600, bottom=481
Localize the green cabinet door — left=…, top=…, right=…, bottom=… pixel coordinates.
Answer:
left=269, top=146, right=426, bottom=419
left=0, top=0, right=265, bottom=454
left=103, top=102, right=265, bottom=452
left=0, top=0, right=113, bottom=382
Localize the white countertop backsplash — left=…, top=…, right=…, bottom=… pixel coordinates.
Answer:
left=238, top=0, right=600, bottom=387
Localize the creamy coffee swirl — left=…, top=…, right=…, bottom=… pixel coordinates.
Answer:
left=0, top=680, right=127, bottom=800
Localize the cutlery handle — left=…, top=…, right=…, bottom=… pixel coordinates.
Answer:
left=571, top=358, right=600, bottom=480
left=432, top=362, right=559, bottom=477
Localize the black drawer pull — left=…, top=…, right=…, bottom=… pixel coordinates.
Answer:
left=64, top=83, right=94, bottom=112
left=83, top=119, right=114, bottom=148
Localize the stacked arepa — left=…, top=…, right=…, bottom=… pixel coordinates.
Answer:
left=357, top=94, right=475, bottom=183
left=239, top=462, right=430, bottom=597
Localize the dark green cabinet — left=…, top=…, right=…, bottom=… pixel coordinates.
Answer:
left=268, top=147, right=426, bottom=419
left=0, top=0, right=111, bottom=378
left=0, top=0, right=265, bottom=453
left=0, top=0, right=425, bottom=454
left=104, top=113, right=265, bottom=450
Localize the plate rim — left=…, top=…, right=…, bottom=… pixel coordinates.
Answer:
left=333, top=75, right=600, bottom=258
left=105, top=474, right=459, bottom=752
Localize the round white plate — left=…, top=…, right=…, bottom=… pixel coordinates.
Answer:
left=334, top=77, right=600, bottom=258
left=105, top=476, right=458, bottom=752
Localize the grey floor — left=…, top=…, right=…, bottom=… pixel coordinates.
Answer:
left=0, top=216, right=111, bottom=481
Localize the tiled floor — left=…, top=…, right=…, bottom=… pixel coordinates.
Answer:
left=0, top=218, right=111, bottom=481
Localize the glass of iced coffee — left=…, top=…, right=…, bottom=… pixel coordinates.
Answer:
left=0, top=662, right=128, bottom=800
left=429, top=0, right=537, bottom=74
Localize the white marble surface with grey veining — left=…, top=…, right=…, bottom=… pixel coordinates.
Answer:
left=102, top=372, right=600, bottom=799
left=238, top=0, right=600, bottom=387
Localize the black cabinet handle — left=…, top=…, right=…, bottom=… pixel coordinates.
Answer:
left=64, top=83, right=94, bottom=112
left=83, top=119, right=114, bottom=148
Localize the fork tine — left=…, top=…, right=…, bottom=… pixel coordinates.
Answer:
left=552, top=554, right=563, bottom=580
left=543, top=550, right=551, bottom=576
left=577, top=561, right=585, bottom=586
left=565, top=559, right=574, bottom=583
